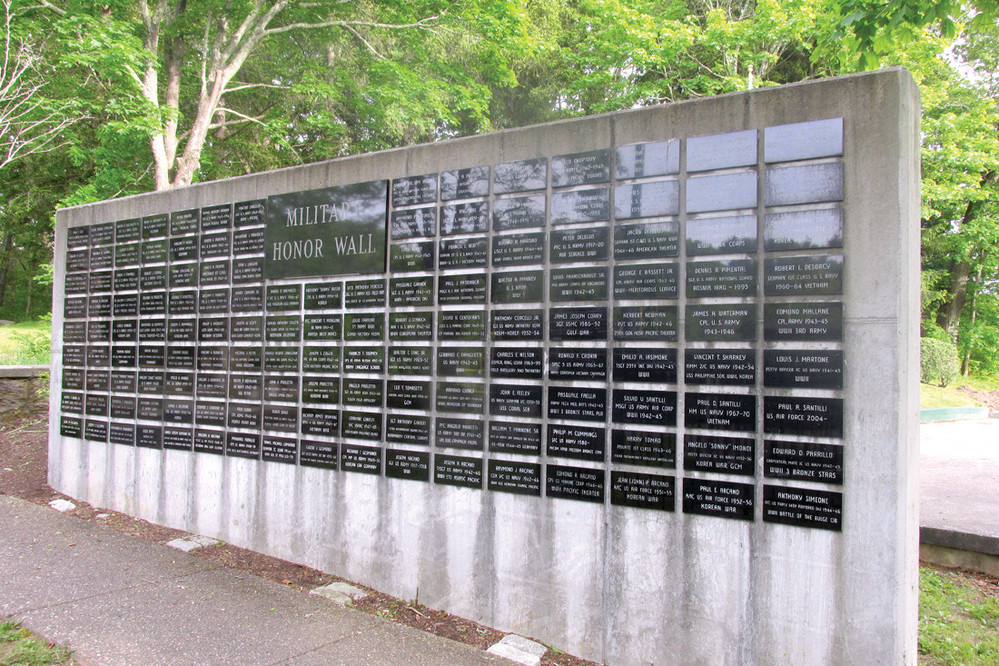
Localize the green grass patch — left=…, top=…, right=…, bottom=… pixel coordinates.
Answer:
left=919, top=566, right=999, bottom=665
left=920, top=383, right=985, bottom=409
left=0, top=320, right=51, bottom=366
left=0, top=620, right=73, bottom=665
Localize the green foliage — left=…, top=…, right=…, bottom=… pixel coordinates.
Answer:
left=919, top=566, right=999, bottom=664
left=921, top=337, right=960, bottom=387
left=0, top=619, right=73, bottom=665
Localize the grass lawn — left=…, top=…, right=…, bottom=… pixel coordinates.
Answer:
left=920, top=566, right=999, bottom=664
left=0, top=320, right=50, bottom=366
left=0, top=620, right=72, bottom=665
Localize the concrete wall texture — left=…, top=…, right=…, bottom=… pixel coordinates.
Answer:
left=49, top=69, right=921, bottom=664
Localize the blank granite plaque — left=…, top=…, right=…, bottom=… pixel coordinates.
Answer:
left=614, top=306, right=678, bottom=341
left=300, top=439, right=338, bottom=469
left=488, top=421, right=541, bottom=455
left=487, top=460, right=541, bottom=495
left=233, top=228, right=265, bottom=255
left=765, top=118, right=843, bottom=163
left=343, top=346, right=385, bottom=373
left=302, top=346, right=340, bottom=373
left=765, top=163, right=844, bottom=206
left=389, top=312, right=433, bottom=340
left=684, top=434, right=755, bottom=475
left=552, top=149, right=610, bottom=187
left=391, top=207, right=436, bottom=239
left=687, top=129, right=757, bottom=172
left=685, top=392, right=755, bottom=431
left=765, top=440, right=843, bottom=484
left=438, top=311, right=485, bottom=341
left=548, top=387, right=606, bottom=422
left=684, top=349, right=755, bottom=386
left=386, top=450, right=430, bottom=481
left=614, top=180, right=680, bottom=219
left=494, top=158, right=547, bottom=194
left=764, top=255, right=843, bottom=296
left=612, top=429, right=676, bottom=468
left=612, top=348, right=677, bottom=383
left=194, top=429, right=225, bottom=455
left=267, top=284, right=302, bottom=311
left=614, top=221, right=679, bottom=259
left=493, top=196, right=546, bottom=231
left=439, top=237, right=488, bottom=269
left=386, top=414, right=431, bottom=446
left=491, top=232, right=545, bottom=266
left=386, top=380, right=431, bottom=410
left=551, top=267, right=608, bottom=302
left=201, top=203, right=232, bottom=231
left=616, top=140, right=680, bottom=179
left=341, top=411, right=382, bottom=440
left=612, top=390, right=677, bottom=425
left=550, top=307, right=606, bottom=341
left=764, top=302, right=842, bottom=341
left=391, top=241, right=436, bottom=272
left=393, top=174, right=438, bottom=207
left=763, top=484, right=842, bottom=531
left=550, top=348, right=607, bottom=381
left=547, top=423, right=604, bottom=461
left=546, top=465, right=604, bottom=503
left=490, top=347, right=543, bottom=379
left=263, top=405, right=298, bottom=432
left=343, top=378, right=384, bottom=407
left=304, top=314, right=343, bottom=340
left=387, top=347, right=431, bottom=375
left=226, top=432, right=260, bottom=459
left=764, top=350, right=844, bottom=389
left=764, top=396, right=844, bottom=438
left=441, top=166, right=489, bottom=201
left=262, top=436, right=297, bottom=463
left=436, top=418, right=484, bottom=450
left=434, top=454, right=483, bottom=489
left=304, top=283, right=342, bottom=309
left=491, top=309, right=543, bottom=340
left=492, top=270, right=544, bottom=304
left=302, top=377, right=339, bottom=403
left=611, top=471, right=675, bottom=511
left=163, top=427, right=193, bottom=451
left=301, top=408, right=339, bottom=437
left=688, top=172, right=758, bottom=214
left=440, top=202, right=489, bottom=235
left=682, top=478, right=754, bottom=520
left=614, top=263, right=677, bottom=300
left=490, top=384, right=542, bottom=418
left=687, top=259, right=757, bottom=298
left=685, top=304, right=756, bottom=342
left=550, top=227, right=609, bottom=263
left=230, top=316, right=264, bottom=341
left=435, top=381, right=485, bottom=414
left=551, top=188, right=610, bottom=225
left=437, top=347, right=485, bottom=377
left=438, top=274, right=485, bottom=305
left=345, top=279, right=386, bottom=308
left=764, top=208, right=843, bottom=251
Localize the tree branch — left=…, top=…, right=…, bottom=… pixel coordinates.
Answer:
left=263, top=16, right=439, bottom=36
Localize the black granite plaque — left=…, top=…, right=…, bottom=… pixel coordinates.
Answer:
left=390, top=276, right=434, bottom=306
left=87, top=345, right=110, bottom=367
left=552, top=149, right=610, bottom=187
left=764, top=396, right=844, bottom=438
left=492, top=270, right=543, bottom=304
left=390, top=241, right=436, bottom=273
left=111, top=346, right=137, bottom=368
left=548, top=387, right=606, bottom=422
left=297, top=377, right=338, bottom=404
left=437, top=347, right=484, bottom=377
left=300, top=408, right=339, bottom=437
left=686, top=215, right=758, bottom=257
left=492, top=195, right=546, bottom=232
left=685, top=392, right=755, bottom=431
left=551, top=267, right=609, bottom=302
left=266, top=315, right=301, bottom=342
left=682, top=478, right=754, bottom=520
left=230, top=347, right=263, bottom=372
left=115, top=243, right=140, bottom=267
left=60, top=392, right=83, bottom=414
left=300, top=439, right=337, bottom=469
left=230, top=316, right=263, bottom=342
left=614, top=221, right=679, bottom=259
left=227, top=402, right=261, bottom=429
left=229, top=374, right=262, bottom=401
left=93, top=222, right=115, bottom=245
left=386, top=449, right=430, bottom=481
left=167, top=318, right=196, bottom=343
left=163, top=427, right=193, bottom=451
left=436, top=381, right=484, bottom=414
left=109, top=422, right=136, bottom=446
left=163, top=399, right=193, bottom=424
left=68, top=226, right=89, bottom=247
left=343, top=378, right=383, bottom=407
left=686, top=259, right=757, bottom=298
left=64, top=297, right=87, bottom=319
left=386, top=415, right=431, bottom=446
left=85, top=419, right=108, bottom=443
left=60, top=416, right=82, bottom=439
left=389, top=312, right=433, bottom=340
left=612, top=389, right=677, bottom=425
left=487, top=460, right=541, bottom=496
left=684, top=434, right=755, bottom=475
left=198, top=318, right=228, bottom=343
left=551, top=188, right=610, bottom=225
left=489, top=347, right=543, bottom=379
left=304, top=314, right=343, bottom=341
left=266, top=284, right=301, bottom=311
left=438, top=237, right=488, bottom=270
left=684, top=304, right=756, bottom=342
left=170, top=236, right=199, bottom=263
left=62, top=368, right=85, bottom=391
left=341, top=411, right=382, bottom=440
left=392, top=174, right=437, bottom=207
left=201, top=232, right=231, bottom=258
left=90, top=270, right=113, bottom=293
left=110, top=395, right=136, bottom=420
left=612, top=348, right=677, bottom=383
left=345, top=279, right=386, bottom=308
left=614, top=306, right=678, bottom=340
left=117, top=269, right=142, bottom=292
left=491, top=232, right=545, bottom=267
left=340, top=346, right=382, bottom=373
left=233, top=257, right=264, bottom=283
left=614, top=180, right=680, bottom=219
left=434, top=454, right=483, bottom=488
left=612, top=429, right=675, bottom=467
left=168, top=291, right=196, bottom=316
left=547, top=423, right=604, bottom=461
left=304, top=282, right=342, bottom=310
left=764, top=163, right=844, bottom=207
left=263, top=405, right=298, bottom=432
left=201, top=203, right=232, bottom=231
left=199, top=288, right=230, bottom=314
left=494, top=157, right=547, bottom=194
left=265, top=376, right=299, bottom=402
left=684, top=349, right=755, bottom=386
left=136, top=424, right=163, bottom=449
left=764, top=302, right=843, bottom=341
left=111, top=370, right=137, bottom=392
left=615, top=264, right=678, bottom=301
left=113, top=294, right=138, bottom=318
left=63, top=321, right=87, bottom=343
left=196, top=401, right=227, bottom=427
left=87, top=320, right=111, bottom=342
left=547, top=348, right=605, bottom=381
left=436, top=274, right=484, bottom=305
left=763, top=485, right=842, bottom=531
left=441, top=166, right=489, bottom=201
left=233, top=227, right=265, bottom=255
left=194, top=429, right=225, bottom=455
left=116, top=218, right=141, bottom=243
left=440, top=202, right=489, bottom=236
left=764, top=255, right=843, bottom=296
left=66, top=273, right=89, bottom=294
left=226, top=432, right=260, bottom=459
left=169, top=209, right=198, bottom=235
left=387, top=346, right=430, bottom=375
left=436, top=417, right=484, bottom=450
left=140, top=266, right=166, bottom=291
left=765, top=441, right=843, bottom=484
left=764, top=208, right=843, bottom=251
left=438, top=311, right=485, bottom=341
left=616, top=140, right=679, bottom=180
left=611, top=471, right=675, bottom=511
left=488, top=421, right=541, bottom=455
left=168, top=263, right=196, bottom=289
left=61, top=344, right=84, bottom=366
left=90, top=295, right=112, bottom=317
left=262, top=435, right=297, bottom=463
left=391, top=207, right=436, bottom=240
left=550, top=227, right=609, bottom=263
left=199, top=260, right=230, bottom=287
left=138, top=371, right=165, bottom=394
left=343, top=312, right=383, bottom=340
left=546, top=465, right=604, bottom=503
left=490, top=309, right=543, bottom=340
left=549, top=307, right=606, bottom=341
left=763, top=350, right=843, bottom=389
left=66, top=248, right=89, bottom=273
left=85, top=393, right=108, bottom=417
left=234, top=199, right=265, bottom=228
left=489, top=384, right=542, bottom=418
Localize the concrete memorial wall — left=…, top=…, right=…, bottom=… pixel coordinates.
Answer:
left=49, top=68, right=921, bottom=664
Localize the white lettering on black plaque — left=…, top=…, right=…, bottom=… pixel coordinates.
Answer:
left=682, top=478, right=753, bottom=520
left=763, top=485, right=842, bottom=531
left=610, top=471, right=675, bottom=511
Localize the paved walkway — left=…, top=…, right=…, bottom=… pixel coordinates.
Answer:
left=0, top=494, right=503, bottom=666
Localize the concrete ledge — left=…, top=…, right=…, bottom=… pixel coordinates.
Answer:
left=920, top=543, right=999, bottom=578
left=921, top=526, right=999, bottom=556
left=0, top=365, right=48, bottom=379
left=920, top=406, right=990, bottom=423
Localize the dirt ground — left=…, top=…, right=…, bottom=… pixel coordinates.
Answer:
left=0, top=405, right=596, bottom=666
left=957, top=385, right=999, bottom=411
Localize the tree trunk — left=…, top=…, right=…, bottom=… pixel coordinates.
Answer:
left=936, top=258, right=970, bottom=335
